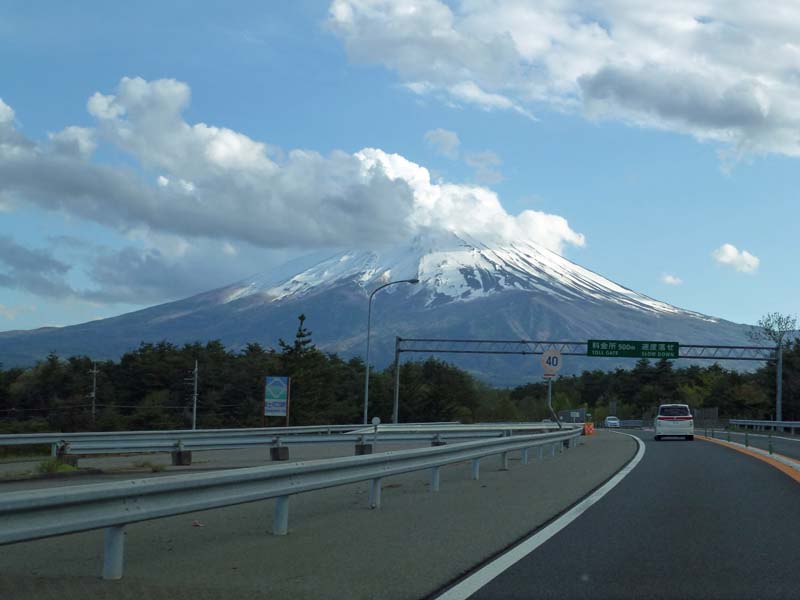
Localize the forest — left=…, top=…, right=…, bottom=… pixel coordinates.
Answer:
left=1, top=315, right=797, bottom=433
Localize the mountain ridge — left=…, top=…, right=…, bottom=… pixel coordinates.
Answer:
left=0, top=232, right=752, bottom=383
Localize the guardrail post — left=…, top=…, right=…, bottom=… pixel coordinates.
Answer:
left=745, top=431, right=749, bottom=447
left=537, top=446, right=543, bottom=461
left=768, top=432, right=773, bottom=455
left=50, top=443, right=57, bottom=458
left=471, top=459, right=480, bottom=480
left=102, top=525, right=126, bottom=580
left=355, top=435, right=373, bottom=456
left=273, top=495, right=290, bottom=535
left=430, top=466, right=441, bottom=492
left=521, top=448, right=529, bottom=465
left=551, top=444, right=556, bottom=457
left=171, top=440, right=192, bottom=466
left=500, top=451, right=509, bottom=471
left=56, top=442, right=78, bottom=468
left=369, top=478, right=382, bottom=509
left=270, top=437, right=289, bottom=461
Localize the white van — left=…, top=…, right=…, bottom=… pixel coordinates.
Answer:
left=654, top=404, right=694, bottom=440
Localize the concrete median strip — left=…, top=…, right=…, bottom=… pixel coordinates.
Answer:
left=696, top=435, right=800, bottom=484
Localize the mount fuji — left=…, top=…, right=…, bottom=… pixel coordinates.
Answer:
left=0, top=232, right=751, bottom=383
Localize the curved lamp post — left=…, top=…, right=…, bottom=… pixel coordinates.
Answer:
left=363, top=278, right=419, bottom=424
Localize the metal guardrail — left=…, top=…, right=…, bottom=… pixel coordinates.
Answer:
left=0, top=427, right=583, bottom=579
left=0, top=422, right=572, bottom=457
left=0, top=423, right=458, bottom=447
left=729, top=419, right=800, bottom=432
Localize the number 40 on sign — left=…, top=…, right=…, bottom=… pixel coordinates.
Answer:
left=541, top=349, right=562, bottom=378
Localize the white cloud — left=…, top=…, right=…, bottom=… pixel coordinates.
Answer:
left=464, top=150, right=503, bottom=184
left=49, top=126, right=96, bottom=158
left=712, top=243, right=760, bottom=273
left=661, top=273, right=683, bottom=285
left=424, top=128, right=460, bottom=159
left=329, top=0, right=800, bottom=157
left=0, top=77, right=585, bottom=258
left=356, top=148, right=584, bottom=253
left=0, top=98, right=14, bottom=124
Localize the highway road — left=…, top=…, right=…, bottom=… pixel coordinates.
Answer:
left=0, top=432, right=636, bottom=600
left=455, top=430, right=800, bottom=599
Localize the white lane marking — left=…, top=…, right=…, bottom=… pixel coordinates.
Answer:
left=435, top=433, right=646, bottom=600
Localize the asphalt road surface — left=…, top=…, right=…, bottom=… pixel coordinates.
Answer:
left=467, top=431, right=800, bottom=600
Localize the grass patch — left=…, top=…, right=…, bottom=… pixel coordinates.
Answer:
left=0, top=444, right=51, bottom=460
left=133, top=460, right=166, bottom=473
left=37, top=459, right=77, bottom=474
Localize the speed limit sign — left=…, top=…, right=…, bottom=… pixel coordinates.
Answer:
left=541, top=349, right=562, bottom=377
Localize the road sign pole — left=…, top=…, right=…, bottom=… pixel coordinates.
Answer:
left=541, top=349, right=563, bottom=429
left=545, top=377, right=562, bottom=429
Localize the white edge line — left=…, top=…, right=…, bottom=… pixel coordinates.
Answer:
left=435, top=432, right=646, bottom=600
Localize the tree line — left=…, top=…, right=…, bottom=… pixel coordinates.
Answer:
left=1, top=315, right=798, bottom=433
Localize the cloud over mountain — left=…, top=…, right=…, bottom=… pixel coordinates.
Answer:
left=0, top=78, right=582, bottom=253
left=0, top=77, right=584, bottom=304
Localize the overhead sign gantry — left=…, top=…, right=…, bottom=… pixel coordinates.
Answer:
left=388, top=337, right=776, bottom=423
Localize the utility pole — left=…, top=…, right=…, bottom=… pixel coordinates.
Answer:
left=192, top=360, right=198, bottom=430
left=184, top=360, right=199, bottom=430
left=88, top=362, right=99, bottom=426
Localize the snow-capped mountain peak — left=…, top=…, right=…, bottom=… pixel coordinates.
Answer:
left=219, top=232, right=712, bottom=320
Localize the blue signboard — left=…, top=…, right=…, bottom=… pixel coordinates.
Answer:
left=264, top=376, right=290, bottom=417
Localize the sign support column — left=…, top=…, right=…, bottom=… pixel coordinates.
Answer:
left=541, top=348, right=563, bottom=429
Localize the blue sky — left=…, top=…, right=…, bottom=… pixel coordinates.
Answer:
left=0, top=0, right=797, bottom=330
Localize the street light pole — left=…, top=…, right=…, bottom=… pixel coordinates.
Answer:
left=363, top=278, right=419, bottom=424
left=776, top=332, right=784, bottom=423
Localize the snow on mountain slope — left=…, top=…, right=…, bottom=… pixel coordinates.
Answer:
left=0, top=231, right=750, bottom=378
left=218, top=231, right=712, bottom=321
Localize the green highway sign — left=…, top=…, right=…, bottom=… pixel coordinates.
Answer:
left=587, top=339, right=679, bottom=359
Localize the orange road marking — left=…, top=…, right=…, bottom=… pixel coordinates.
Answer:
left=696, top=435, right=800, bottom=485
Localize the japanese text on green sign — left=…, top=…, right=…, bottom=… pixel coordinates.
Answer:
left=587, top=340, right=679, bottom=359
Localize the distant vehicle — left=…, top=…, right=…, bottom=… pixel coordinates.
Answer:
left=541, top=418, right=553, bottom=423
left=654, top=404, right=694, bottom=440
left=604, top=416, right=620, bottom=428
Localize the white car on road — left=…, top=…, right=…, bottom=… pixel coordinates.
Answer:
left=654, top=404, right=694, bottom=440
left=604, top=416, right=620, bottom=428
